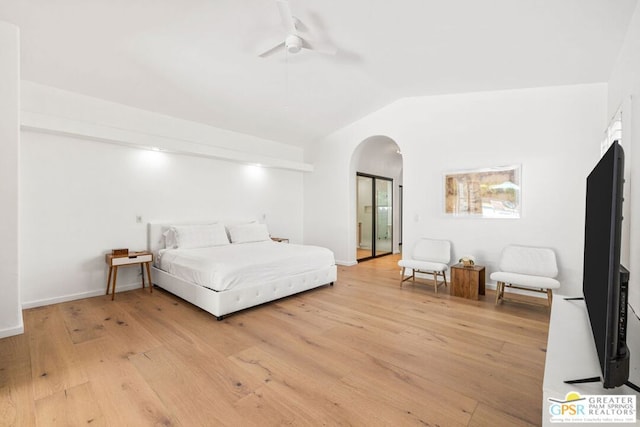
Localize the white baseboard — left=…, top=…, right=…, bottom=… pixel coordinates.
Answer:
left=22, top=282, right=146, bottom=309
left=0, top=322, right=24, bottom=339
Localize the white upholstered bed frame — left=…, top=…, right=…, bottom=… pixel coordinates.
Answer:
left=147, top=221, right=337, bottom=320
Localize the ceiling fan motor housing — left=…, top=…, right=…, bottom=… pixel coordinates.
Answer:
left=285, top=34, right=302, bottom=53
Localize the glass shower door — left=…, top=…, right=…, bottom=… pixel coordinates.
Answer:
left=375, top=178, right=392, bottom=256
left=357, top=173, right=393, bottom=261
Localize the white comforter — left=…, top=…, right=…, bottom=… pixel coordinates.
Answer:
left=158, top=241, right=335, bottom=292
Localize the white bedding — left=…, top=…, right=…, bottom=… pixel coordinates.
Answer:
left=158, top=240, right=335, bottom=292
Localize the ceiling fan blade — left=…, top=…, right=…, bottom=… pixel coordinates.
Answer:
left=276, top=0, right=297, bottom=34
left=301, top=38, right=337, bottom=55
left=257, top=40, right=285, bottom=57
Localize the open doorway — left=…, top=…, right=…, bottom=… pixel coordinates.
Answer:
left=352, top=136, right=403, bottom=262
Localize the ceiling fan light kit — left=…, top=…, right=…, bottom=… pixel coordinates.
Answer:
left=285, top=34, right=302, bottom=54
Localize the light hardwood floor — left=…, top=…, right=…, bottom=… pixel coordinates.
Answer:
left=0, top=254, right=550, bottom=426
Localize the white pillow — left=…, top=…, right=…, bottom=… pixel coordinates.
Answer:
left=171, top=224, right=230, bottom=249
left=163, top=228, right=178, bottom=249
left=229, top=223, right=271, bottom=244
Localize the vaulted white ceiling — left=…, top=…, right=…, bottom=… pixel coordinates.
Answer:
left=1, top=0, right=637, bottom=146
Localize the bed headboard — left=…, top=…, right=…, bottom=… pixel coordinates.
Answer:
left=148, top=222, right=171, bottom=255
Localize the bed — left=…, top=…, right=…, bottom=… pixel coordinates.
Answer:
left=148, top=220, right=337, bottom=320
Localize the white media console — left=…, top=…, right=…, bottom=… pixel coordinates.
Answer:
left=543, top=296, right=640, bottom=425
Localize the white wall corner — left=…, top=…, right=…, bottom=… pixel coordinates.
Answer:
left=0, top=21, right=23, bottom=337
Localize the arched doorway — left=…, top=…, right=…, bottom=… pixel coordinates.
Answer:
left=352, top=136, right=403, bottom=262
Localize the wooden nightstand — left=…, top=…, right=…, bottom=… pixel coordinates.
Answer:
left=105, top=251, right=153, bottom=300
left=451, top=263, right=486, bottom=300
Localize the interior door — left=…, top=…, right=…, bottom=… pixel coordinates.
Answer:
left=357, top=175, right=374, bottom=260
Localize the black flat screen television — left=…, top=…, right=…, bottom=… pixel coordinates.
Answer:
left=583, top=140, right=630, bottom=389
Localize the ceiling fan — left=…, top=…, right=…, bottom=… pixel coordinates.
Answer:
left=257, top=0, right=337, bottom=57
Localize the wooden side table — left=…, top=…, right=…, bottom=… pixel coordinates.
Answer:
left=451, top=263, right=486, bottom=300
left=105, top=251, right=153, bottom=300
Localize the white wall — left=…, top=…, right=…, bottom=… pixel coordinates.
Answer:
left=0, top=22, right=22, bottom=338
left=19, top=86, right=306, bottom=308
left=608, top=2, right=640, bottom=312
left=305, top=84, right=607, bottom=296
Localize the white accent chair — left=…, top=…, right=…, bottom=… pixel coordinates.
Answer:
left=490, top=245, right=560, bottom=307
left=398, top=238, right=451, bottom=293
